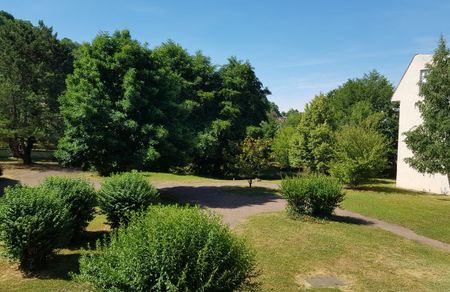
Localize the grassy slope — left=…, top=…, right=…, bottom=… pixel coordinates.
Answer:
left=239, top=212, right=450, bottom=291
left=342, top=179, right=450, bottom=243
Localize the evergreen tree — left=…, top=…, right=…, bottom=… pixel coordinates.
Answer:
left=0, top=12, right=72, bottom=163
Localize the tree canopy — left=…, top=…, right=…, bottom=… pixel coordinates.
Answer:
left=0, top=10, right=402, bottom=182
left=56, top=31, right=182, bottom=175
left=0, top=11, right=73, bottom=163
left=329, top=125, right=388, bottom=186
left=286, top=71, right=396, bottom=179
left=289, top=94, right=334, bottom=173
left=56, top=34, right=271, bottom=175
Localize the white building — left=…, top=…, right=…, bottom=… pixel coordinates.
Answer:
left=392, top=54, right=450, bottom=194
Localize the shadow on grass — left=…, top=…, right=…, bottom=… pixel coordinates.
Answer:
left=355, top=185, right=429, bottom=196
left=0, top=177, right=19, bottom=196
left=32, top=253, right=80, bottom=280
left=66, top=230, right=109, bottom=251
left=29, top=230, right=109, bottom=280
left=330, top=214, right=373, bottom=226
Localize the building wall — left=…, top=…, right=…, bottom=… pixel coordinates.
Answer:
left=392, top=54, right=450, bottom=194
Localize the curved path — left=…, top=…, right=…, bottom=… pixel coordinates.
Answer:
left=157, top=184, right=285, bottom=227
left=2, top=164, right=450, bottom=251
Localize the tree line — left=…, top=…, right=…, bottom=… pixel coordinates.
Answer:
left=272, top=71, right=398, bottom=185
left=5, top=10, right=433, bottom=183
left=0, top=11, right=273, bottom=176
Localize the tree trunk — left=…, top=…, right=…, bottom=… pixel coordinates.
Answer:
left=447, top=173, right=450, bottom=190
left=13, top=137, right=35, bottom=165
left=21, top=137, right=35, bottom=165
left=7, top=138, right=20, bottom=158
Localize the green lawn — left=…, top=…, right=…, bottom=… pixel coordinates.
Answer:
left=239, top=212, right=450, bottom=291
left=0, top=213, right=108, bottom=292
left=82, top=171, right=232, bottom=185
left=141, top=172, right=281, bottom=187
left=83, top=171, right=281, bottom=188
left=2, top=175, right=450, bottom=291
left=142, top=172, right=224, bottom=184
left=2, top=205, right=450, bottom=291
left=342, top=179, right=450, bottom=243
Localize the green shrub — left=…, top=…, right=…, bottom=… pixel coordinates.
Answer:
left=280, top=175, right=345, bottom=218
left=329, top=125, right=388, bottom=187
left=0, top=186, right=70, bottom=271
left=98, top=172, right=159, bottom=228
left=78, top=205, right=256, bottom=291
left=42, top=176, right=96, bottom=238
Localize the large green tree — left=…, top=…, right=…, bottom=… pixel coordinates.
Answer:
left=289, top=94, right=335, bottom=173
left=329, top=125, right=388, bottom=186
left=56, top=31, right=181, bottom=175
left=195, top=57, right=271, bottom=175
left=404, top=37, right=450, bottom=183
left=152, top=41, right=219, bottom=168
left=152, top=44, right=271, bottom=175
left=327, top=71, right=397, bottom=174
left=0, top=11, right=73, bottom=164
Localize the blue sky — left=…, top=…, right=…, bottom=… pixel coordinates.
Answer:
left=2, top=0, right=449, bottom=111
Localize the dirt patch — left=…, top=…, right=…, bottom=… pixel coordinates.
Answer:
left=296, top=273, right=347, bottom=290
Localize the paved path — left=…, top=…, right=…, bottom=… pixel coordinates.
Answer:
left=2, top=164, right=450, bottom=251
left=157, top=184, right=285, bottom=227
left=335, top=208, right=450, bottom=251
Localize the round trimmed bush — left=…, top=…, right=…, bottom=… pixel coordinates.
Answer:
left=42, top=176, right=96, bottom=239
left=78, top=205, right=256, bottom=291
left=98, top=172, right=159, bottom=228
left=0, top=186, right=71, bottom=271
left=280, top=175, right=345, bottom=218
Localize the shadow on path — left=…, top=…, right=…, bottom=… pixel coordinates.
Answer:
left=160, top=185, right=285, bottom=227
left=160, top=185, right=281, bottom=209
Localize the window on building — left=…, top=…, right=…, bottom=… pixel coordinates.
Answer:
left=420, top=69, right=429, bottom=83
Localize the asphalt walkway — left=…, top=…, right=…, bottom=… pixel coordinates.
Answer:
left=2, top=164, right=450, bottom=251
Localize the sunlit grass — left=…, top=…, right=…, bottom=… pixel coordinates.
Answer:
left=239, top=211, right=450, bottom=291
left=342, top=179, right=450, bottom=243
